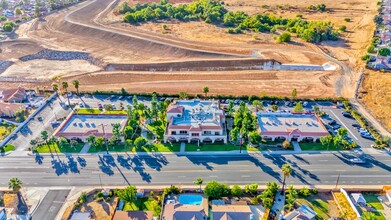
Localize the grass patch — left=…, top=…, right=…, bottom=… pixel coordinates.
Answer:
left=76, top=108, right=102, bottom=114
left=36, top=142, right=84, bottom=153
left=88, top=142, right=180, bottom=153
left=123, top=197, right=161, bottom=216
left=186, top=143, right=239, bottom=151
left=0, top=121, right=17, bottom=142
left=0, top=144, right=15, bottom=153
left=334, top=192, right=357, bottom=220
left=299, top=142, right=344, bottom=151
left=296, top=196, right=330, bottom=220
left=363, top=194, right=384, bottom=210
left=76, top=108, right=127, bottom=115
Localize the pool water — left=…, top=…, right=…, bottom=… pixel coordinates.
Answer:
left=179, top=194, right=202, bottom=205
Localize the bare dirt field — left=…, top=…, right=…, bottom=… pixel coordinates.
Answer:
left=360, top=70, right=391, bottom=130
left=0, top=0, right=377, bottom=99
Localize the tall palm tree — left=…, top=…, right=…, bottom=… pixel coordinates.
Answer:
left=194, top=177, right=203, bottom=192
left=73, top=80, right=80, bottom=95
left=62, top=81, right=70, bottom=105
left=8, top=177, right=22, bottom=193
left=281, top=164, right=292, bottom=195
left=62, top=81, right=69, bottom=94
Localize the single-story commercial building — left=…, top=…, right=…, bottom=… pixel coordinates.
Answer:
left=53, top=112, right=128, bottom=141
left=164, top=100, right=227, bottom=144
left=257, top=112, right=329, bottom=142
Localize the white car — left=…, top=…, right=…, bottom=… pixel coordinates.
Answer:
left=349, top=158, right=365, bottom=164
left=303, top=101, right=308, bottom=107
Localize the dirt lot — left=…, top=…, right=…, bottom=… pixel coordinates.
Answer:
left=360, top=70, right=391, bottom=130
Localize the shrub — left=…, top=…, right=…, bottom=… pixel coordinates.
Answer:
left=204, top=181, right=230, bottom=199
left=164, top=185, right=180, bottom=195
left=367, top=44, right=375, bottom=53
left=361, top=54, right=371, bottom=61
left=231, top=185, right=242, bottom=197
left=344, top=18, right=351, bottom=22
left=245, top=184, right=259, bottom=195
left=339, top=25, right=347, bottom=32
left=282, top=140, right=291, bottom=149
left=311, top=188, right=318, bottom=194
left=150, top=190, right=155, bottom=197
left=298, top=187, right=311, bottom=197
left=276, top=32, right=291, bottom=43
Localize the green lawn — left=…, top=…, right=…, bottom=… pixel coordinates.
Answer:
left=123, top=197, right=161, bottom=216
left=36, top=143, right=84, bottom=153
left=363, top=194, right=384, bottom=210
left=299, top=142, right=344, bottom=151
left=185, top=143, right=258, bottom=152
left=88, top=142, right=180, bottom=153
left=0, top=122, right=16, bottom=141
left=147, top=123, right=166, bottom=140
left=296, top=197, right=330, bottom=220
left=0, top=144, right=15, bottom=153
left=76, top=108, right=127, bottom=115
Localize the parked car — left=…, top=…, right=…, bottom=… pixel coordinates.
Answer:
left=37, top=116, right=43, bottom=121
left=352, top=123, right=361, bottom=128
left=110, top=95, right=116, bottom=100
left=328, top=120, right=337, bottom=126
left=98, top=103, right=103, bottom=109
left=342, top=111, right=353, bottom=118
left=337, top=102, right=344, bottom=108
left=118, top=96, right=124, bottom=100
left=331, top=124, right=341, bottom=130
left=285, top=101, right=290, bottom=106
left=303, top=101, right=308, bottom=107
left=349, top=158, right=366, bottom=164
left=79, top=102, right=84, bottom=108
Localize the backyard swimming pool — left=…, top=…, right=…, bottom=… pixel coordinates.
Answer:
left=178, top=194, right=203, bottom=205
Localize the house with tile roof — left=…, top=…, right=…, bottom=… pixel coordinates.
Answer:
left=283, top=205, right=317, bottom=220
left=211, top=204, right=253, bottom=220
left=257, top=112, right=329, bottom=142
left=0, top=87, right=27, bottom=103
left=0, top=102, right=26, bottom=118
left=112, top=210, right=153, bottom=220
left=162, top=203, right=208, bottom=220
left=164, top=100, right=227, bottom=144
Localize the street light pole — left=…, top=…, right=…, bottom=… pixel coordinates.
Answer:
left=239, top=133, right=243, bottom=153
left=335, top=173, right=341, bottom=189
left=100, top=123, right=109, bottom=154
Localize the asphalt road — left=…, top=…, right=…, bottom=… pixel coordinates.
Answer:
left=32, top=189, right=70, bottom=220
left=0, top=153, right=390, bottom=188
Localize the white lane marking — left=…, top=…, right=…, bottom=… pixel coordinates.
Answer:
left=241, top=175, right=251, bottom=178
left=330, top=111, right=359, bottom=140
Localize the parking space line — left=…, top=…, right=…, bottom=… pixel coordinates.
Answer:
left=329, top=110, right=359, bottom=140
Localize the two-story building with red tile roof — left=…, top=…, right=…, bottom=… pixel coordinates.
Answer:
left=164, top=100, right=227, bottom=144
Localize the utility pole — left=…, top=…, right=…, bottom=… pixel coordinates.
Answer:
left=98, top=174, right=103, bottom=189
left=335, top=173, right=341, bottom=189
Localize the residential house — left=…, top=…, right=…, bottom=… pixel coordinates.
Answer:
left=0, top=102, right=26, bottom=118
left=283, top=205, right=317, bottom=220
left=164, top=100, right=227, bottom=144
left=351, top=193, right=366, bottom=206
left=69, top=211, right=92, bottom=220
left=1, top=87, right=27, bottom=103
left=162, top=203, right=208, bottom=220
left=112, top=210, right=153, bottom=220
left=211, top=204, right=253, bottom=220
left=257, top=112, right=329, bottom=142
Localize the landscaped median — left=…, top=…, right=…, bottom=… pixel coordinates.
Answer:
left=333, top=192, right=358, bottom=219
left=299, top=142, right=344, bottom=151
left=35, top=142, right=85, bottom=153
left=87, top=142, right=181, bottom=153
left=0, top=144, right=15, bottom=153
left=185, top=143, right=261, bottom=152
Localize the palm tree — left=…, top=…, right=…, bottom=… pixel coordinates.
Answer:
left=62, top=81, right=69, bottom=94
left=8, top=177, right=22, bottom=193
left=62, top=81, right=70, bottom=105
left=194, top=177, right=203, bottom=192
left=362, top=212, right=376, bottom=220
left=52, top=83, right=59, bottom=93
left=281, top=164, right=292, bottom=195
left=203, top=86, right=209, bottom=97
left=73, top=80, right=80, bottom=95
left=41, top=130, right=48, bottom=145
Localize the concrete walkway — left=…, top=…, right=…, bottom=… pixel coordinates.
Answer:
left=180, top=142, right=186, bottom=153
left=271, top=191, right=285, bottom=219
left=79, top=143, right=90, bottom=154
left=291, top=141, right=302, bottom=153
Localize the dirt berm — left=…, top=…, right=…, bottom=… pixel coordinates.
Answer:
left=105, top=58, right=279, bottom=71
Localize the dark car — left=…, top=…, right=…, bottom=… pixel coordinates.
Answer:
left=352, top=123, right=361, bottom=128
left=332, top=124, right=341, bottom=130
left=328, top=120, right=337, bottom=125
left=342, top=111, right=353, bottom=118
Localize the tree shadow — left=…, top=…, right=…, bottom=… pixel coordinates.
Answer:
left=98, top=155, right=114, bottom=176
left=77, top=156, right=87, bottom=168
left=67, top=155, right=80, bottom=174
left=35, top=152, right=44, bottom=165
left=16, top=193, right=28, bottom=215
